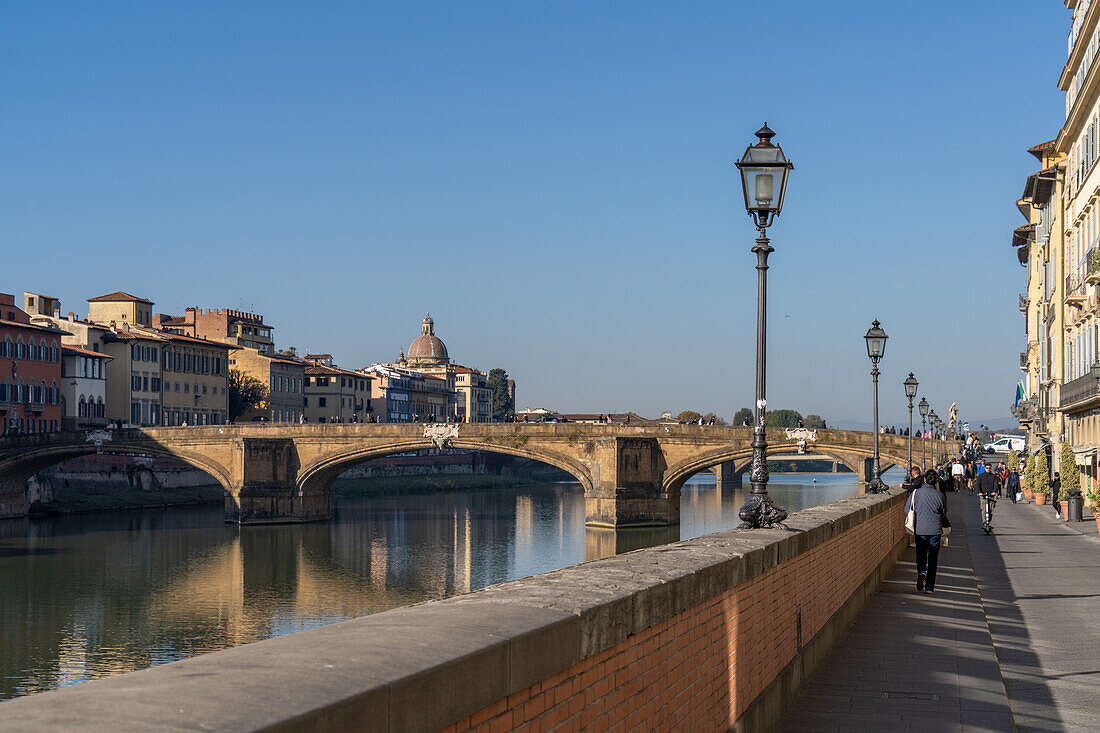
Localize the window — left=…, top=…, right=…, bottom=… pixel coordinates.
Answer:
left=318, top=397, right=327, bottom=407
left=151, top=377, right=161, bottom=392
left=184, top=383, right=190, bottom=394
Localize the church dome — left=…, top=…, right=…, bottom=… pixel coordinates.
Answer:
left=408, top=313, right=449, bottom=365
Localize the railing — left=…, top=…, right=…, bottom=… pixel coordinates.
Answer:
left=1019, top=293, right=1028, bottom=313
left=1020, top=352, right=1029, bottom=370
left=1061, top=369, right=1100, bottom=408
left=1068, top=272, right=1085, bottom=298
left=1088, top=247, right=1100, bottom=284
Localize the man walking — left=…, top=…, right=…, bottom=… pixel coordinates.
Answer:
left=974, top=461, right=998, bottom=500
left=1051, top=471, right=1062, bottom=519
left=905, top=469, right=950, bottom=594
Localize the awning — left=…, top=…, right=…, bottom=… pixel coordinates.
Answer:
left=1013, top=223, right=1035, bottom=248
left=1033, top=170, right=1056, bottom=206
left=1018, top=244, right=1029, bottom=265
left=1021, top=174, right=1037, bottom=201
left=1073, top=447, right=1097, bottom=467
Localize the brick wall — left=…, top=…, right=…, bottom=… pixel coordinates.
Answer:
left=447, top=496, right=905, bottom=733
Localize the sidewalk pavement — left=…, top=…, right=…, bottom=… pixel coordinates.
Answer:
left=780, top=489, right=1100, bottom=732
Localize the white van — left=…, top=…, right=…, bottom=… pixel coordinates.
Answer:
left=984, top=436, right=1025, bottom=454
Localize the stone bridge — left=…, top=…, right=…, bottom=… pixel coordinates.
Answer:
left=0, top=424, right=925, bottom=526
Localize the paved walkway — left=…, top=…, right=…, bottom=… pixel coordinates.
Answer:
left=781, top=490, right=1100, bottom=732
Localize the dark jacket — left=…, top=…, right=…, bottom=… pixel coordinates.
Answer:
left=1007, top=472, right=1021, bottom=492
left=975, top=471, right=998, bottom=496
left=905, top=486, right=948, bottom=536
left=1050, top=477, right=1061, bottom=498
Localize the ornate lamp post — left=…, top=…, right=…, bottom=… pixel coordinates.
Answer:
left=864, top=320, right=889, bottom=492
left=904, top=373, right=918, bottom=470
left=918, top=397, right=929, bottom=469
left=735, top=123, right=794, bottom=529
left=929, top=410, right=939, bottom=468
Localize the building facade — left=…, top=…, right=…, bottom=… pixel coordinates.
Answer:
left=302, top=355, right=371, bottom=423
left=228, top=348, right=305, bottom=422
left=0, top=293, right=63, bottom=434
left=156, top=307, right=275, bottom=353
left=60, top=345, right=110, bottom=430
left=1056, top=0, right=1100, bottom=490
left=156, top=331, right=231, bottom=426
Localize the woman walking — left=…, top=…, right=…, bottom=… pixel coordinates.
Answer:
left=905, top=469, right=950, bottom=594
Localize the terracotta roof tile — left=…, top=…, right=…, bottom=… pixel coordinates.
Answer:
left=88, top=291, right=154, bottom=304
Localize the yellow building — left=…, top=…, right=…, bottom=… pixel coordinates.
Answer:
left=1055, top=0, right=1100, bottom=489
left=228, top=348, right=305, bottom=423
left=155, top=331, right=231, bottom=426
left=1015, top=140, right=1065, bottom=454
left=87, top=291, right=155, bottom=329
left=301, top=355, right=371, bottom=424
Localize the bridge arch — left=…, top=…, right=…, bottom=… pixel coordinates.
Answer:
left=0, top=437, right=235, bottom=501
left=664, top=442, right=910, bottom=494
left=295, top=438, right=594, bottom=498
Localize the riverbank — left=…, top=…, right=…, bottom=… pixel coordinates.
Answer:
left=27, top=473, right=560, bottom=517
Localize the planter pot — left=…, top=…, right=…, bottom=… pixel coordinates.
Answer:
left=1034, top=492, right=1049, bottom=506
left=1095, top=515, right=1100, bottom=537
left=1060, top=500, right=1070, bottom=520
left=1024, top=488, right=1034, bottom=501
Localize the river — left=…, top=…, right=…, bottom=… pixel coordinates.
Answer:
left=0, top=469, right=900, bottom=700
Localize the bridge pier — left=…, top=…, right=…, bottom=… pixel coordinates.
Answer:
left=585, top=437, right=677, bottom=528
left=713, top=461, right=741, bottom=491
left=225, top=437, right=331, bottom=524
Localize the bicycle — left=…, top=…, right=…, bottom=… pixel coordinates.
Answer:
left=979, top=493, right=997, bottom=534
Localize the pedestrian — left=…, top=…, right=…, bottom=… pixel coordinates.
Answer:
left=1007, top=467, right=1021, bottom=503
left=905, top=469, right=950, bottom=594
left=951, top=459, right=964, bottom=490
left=1051, top=471, right=1062, bottom=518
left=901, top=465, right=924, bottom=493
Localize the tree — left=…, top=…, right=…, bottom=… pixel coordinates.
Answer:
left=487, top=368, right=514, bottom=421
left=1058, top=440, right=1078, bottom=501
left=804, top=414, right=826, bottom=429
left=276, top=346, right=298, bottom=357
left=1032, top=450, right=1050, bottom=496
left=1007, top=448, right=1019, bottom=473
left=732, top=407, right=753, bottom=426
left=1023, top=452, right=1036, bottom=494
left=764, top=409, right=803, bottom=428
left=676, top=410, right=701, bottom=424
left=228, top=369, right=268, bottom=422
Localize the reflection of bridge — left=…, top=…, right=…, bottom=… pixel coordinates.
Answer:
left=0, top=424, right=923, bottom=526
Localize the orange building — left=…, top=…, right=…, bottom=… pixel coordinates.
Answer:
left=0, top=293, right=64, bottom=434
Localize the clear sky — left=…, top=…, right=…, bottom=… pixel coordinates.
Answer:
left=0, top=1, right=1069, bottom=428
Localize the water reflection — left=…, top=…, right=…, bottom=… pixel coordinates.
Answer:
left=0, top=469, right=895, bottom=700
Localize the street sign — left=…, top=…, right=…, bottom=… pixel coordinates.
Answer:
left=963, top=421, right=970, bottom=431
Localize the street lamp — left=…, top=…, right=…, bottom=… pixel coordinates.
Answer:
left=929, top=411, right=939, bottom=468
left=735, top=123, right=794, bottom=529
left=864, top=320, right=889, bottom=492
left=904, top=373, right=918, bottom=471
left=918, top=397, right=929, bottom=469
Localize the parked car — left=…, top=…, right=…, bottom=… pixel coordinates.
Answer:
left=984, top=436, right=1025, bottom=454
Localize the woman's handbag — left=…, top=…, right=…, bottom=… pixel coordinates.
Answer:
left=905, top=496, right=916, bottom=534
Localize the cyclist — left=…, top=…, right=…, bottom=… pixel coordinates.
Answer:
left=974, top=461, right=998, bottom=533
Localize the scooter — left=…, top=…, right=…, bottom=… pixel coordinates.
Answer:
left=981, top=494, right=997, bottom=535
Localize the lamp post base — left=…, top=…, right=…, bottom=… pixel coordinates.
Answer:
left=866, top=478, right=890, bottom=494
left=738, top=492, right=790, bottom=529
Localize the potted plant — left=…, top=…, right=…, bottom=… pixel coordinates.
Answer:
left=1059, top=440, right=1079, bottom=520
left=1032, top=450, right=1050, bottom=506
left=1087, top=484, right=1100, bottom=536
left=1022, top=454, right=1035, bottom=501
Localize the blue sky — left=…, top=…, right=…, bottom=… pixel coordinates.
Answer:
left=0, top=1, right=1069, bottom=427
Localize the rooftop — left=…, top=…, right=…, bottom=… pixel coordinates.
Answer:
left=88, top=291, right=154, bottom=305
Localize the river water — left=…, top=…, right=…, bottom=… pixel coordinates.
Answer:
left=0, top=469, right=900, bottom=700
